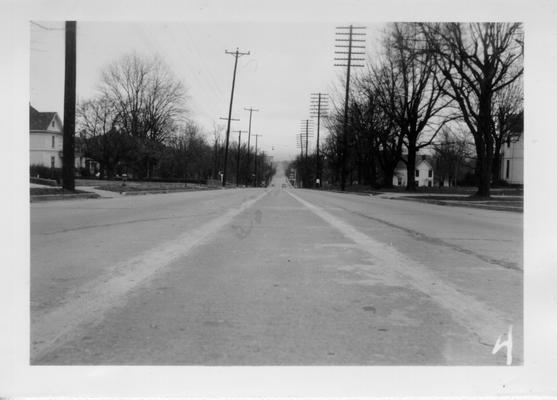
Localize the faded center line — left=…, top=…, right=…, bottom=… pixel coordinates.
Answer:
left=287, top=190, right=516, bottom=355
left=32, top=191, right=268, bottom=363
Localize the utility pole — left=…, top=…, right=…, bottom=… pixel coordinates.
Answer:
left=295, top=133, right=304, bottom=187
left=299, top=119, right=313, bottom=188
left=221, top=47, right=250, bottom=187
left=219, top=116, right=240, bottom=185
left=254, top=134, right=262, bottom=187
left=244, top=107, right=259, bottom=186
left=296, top=134, right=304, bottom=158
left=310, top=92, right=328, bottom=188
left=233, top=130, right=244, bottom=186
left=335, top=25, right=366, bottom=191
left=62, top=21, right=76, bottom=191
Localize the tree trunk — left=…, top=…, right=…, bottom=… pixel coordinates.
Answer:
left=492, top=139, right=503, bottom=184
left=369, top=155, right=377, bottom=188
left=405, top=141, right=417, bottom=191
left=476, top=154, right=491, bottom=197
left=475, top=94, right=494, bottom=197
left=382, top=162, right=396, bottom=188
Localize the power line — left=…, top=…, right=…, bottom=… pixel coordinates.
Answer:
left=30, top=21, right=65, bottom=31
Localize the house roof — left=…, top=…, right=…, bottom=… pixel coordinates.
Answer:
left=30, top=104, right=59, bottom=131
left=394, top=155, right=433, bottom=171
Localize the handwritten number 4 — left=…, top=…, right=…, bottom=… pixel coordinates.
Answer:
left=492, top=325, right=513, bottom=366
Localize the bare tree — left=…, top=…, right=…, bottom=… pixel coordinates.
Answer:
left=211, top=122, right=224, bottom=180
left=421, top=22, right=523, bottom=197
left=99, top=53, right=186, bottom=178
left=432, top=126, right=474, bottom=187
left=374, top=23, right=450, bottom=191
left=77, top=95, right=132, bottom=179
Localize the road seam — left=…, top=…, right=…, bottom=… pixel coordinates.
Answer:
left=31, top=190, right=268, bottom=363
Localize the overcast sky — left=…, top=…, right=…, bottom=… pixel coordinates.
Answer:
left=30, top=21, right=384, bottom=161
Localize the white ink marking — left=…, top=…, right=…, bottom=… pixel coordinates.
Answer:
left=492, top=324, right=513, bottom=365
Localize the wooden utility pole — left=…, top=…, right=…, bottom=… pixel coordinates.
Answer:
left=62, top=21, right=76, bottom=190
left=299, top=119, right=313, bottom=188
left=310, top=92, right=328, bottom=188
left=296, top=133, right=304, bottom=187
left=233, top=130, right=244, bottom=186
left=335, top=25, right=366, bottom=191
left=244, top=107, right=259, bottom=186
left=221, top=47, right=250, bottom=187
left=254, top=134, right=262, bottom=187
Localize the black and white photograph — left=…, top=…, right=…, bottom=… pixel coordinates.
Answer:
left=2, top=0, right=557, bottom=397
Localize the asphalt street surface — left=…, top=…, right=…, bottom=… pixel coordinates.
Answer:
left=31, top=166, right=522, bottom=365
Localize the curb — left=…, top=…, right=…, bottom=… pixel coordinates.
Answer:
left=30, top=193, right=101, bottom=202
left=392, top=196, right=523, bottom=213
left=309, top=188, right=523, bottom=213
left=114, top=187, right=221, bottom=196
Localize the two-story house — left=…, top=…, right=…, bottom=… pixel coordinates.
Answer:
left=393, top=155, right=435, bottom=187
left=29, top=104, right=63, bottom=168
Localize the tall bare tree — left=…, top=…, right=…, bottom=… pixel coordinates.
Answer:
left=99, top=53, right=186, bottom=178
left=374, top=23, right=450, bottom=191
left=421, top=22, right=523, bottom=197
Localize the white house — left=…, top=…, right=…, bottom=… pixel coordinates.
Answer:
left=29, top=105, right=63, bottom=168
left=30, top=105, right=98, bottom=175
left=393, top=155, right=435, bottom=187
left=500, top=119, right=524, bottom=185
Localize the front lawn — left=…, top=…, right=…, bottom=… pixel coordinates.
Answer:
left=30, top=188, right=91, bottom=196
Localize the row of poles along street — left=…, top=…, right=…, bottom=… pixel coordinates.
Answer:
left=219, top=48, right=264, bottom=187
left=57, top=23, right=363, bottom=191
left=295, top=25, right=366, bottom=190
left=57, top=25, right=263, bottom=190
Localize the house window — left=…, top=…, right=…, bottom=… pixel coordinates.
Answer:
left=50, top=156, right=55, bottom=169
left=51, top=136, right=55, bottom=148
left=507, top=136, right=511, bottom=148
left=51, top=120, right=55, bottom=128
left=428, top=181, right=432, bottom=187
left=397, top=178, right=402, bottom=186
left=428, top=169, right=432, bottom=178
left=415, top=180, right=419, bottom=187
left=415, top=169, right=419, bottom=177
left=506, top=160, right=510, bottom=179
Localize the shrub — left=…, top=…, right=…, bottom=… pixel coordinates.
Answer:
left=30, top=164, right=62, bottom=181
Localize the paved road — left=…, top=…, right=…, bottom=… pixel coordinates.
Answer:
left=31, top=168, right=522, bottom=365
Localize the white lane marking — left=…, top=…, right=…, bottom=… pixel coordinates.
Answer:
left=32, top=191, right=267, bottom=362
left=288, top=190, right=516, bottom=356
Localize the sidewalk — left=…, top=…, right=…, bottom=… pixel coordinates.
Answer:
left=323, top=189, right=523, bottom=213
left=76, top=186, right=124, bottom=198
left=373, top=192, right=523, bottom=213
